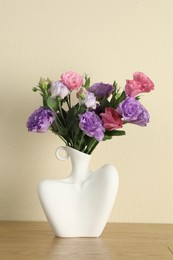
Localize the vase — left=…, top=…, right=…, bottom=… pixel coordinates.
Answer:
left=38, top=146, right=119, bottom=237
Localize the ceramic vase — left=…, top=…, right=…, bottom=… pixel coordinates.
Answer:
left=38, top=146, right=119, bottom=237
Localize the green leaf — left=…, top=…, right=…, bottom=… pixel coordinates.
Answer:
left=113, top=81, right=118, bottom=94
left=110, top=94, right=116, bottom=108
left=115, top=92, right=121, bottom=98
left=51, top=120, right=68, bottom=136
left=61, top=107, right=67, bottom=120
left=67, top=107, right=76, bottom=129
left=47, top=97, right=59, bottom=111
left=114, top=91, right=126, bottom=107
left=135, top=96, right=141, bottom=100
left=105, top=130, right=126, bottom=136
left=83, top=74, right=90, bottom=89
left=66, top=106, right=81, bottom=142
left=102, top=135, right=112, bottom=141
left=79, top=105, right=86, bottom=114
left=32, top=87, right=38, bottom=92
left=100, top=96, right=110, bottom=110
left=57, top=124, right=68, bottom=136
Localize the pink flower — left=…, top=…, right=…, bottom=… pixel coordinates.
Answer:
left=125, top=80, right=142, bottom=97
left=61, top=71, right=83, bottom=91
left=100, top=107, right=123, bottom=131
left=125, top=72, right=154, bottom=97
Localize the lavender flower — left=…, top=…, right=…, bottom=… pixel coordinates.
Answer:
left=50, top=81, right=70, bottom=99
left=26, top=106, right=54, bottom=133
left=117, top=97, right=149, bottom=126
left=88, top=82, right=114, bottom=99
left=84, top=91, right=96, bottom=109
left=77, top=87, right=96, bottom=109
left=79, top=111, right=105, bottom=141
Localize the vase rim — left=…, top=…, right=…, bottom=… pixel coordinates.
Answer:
left=65, top=146, right=91, bottom=157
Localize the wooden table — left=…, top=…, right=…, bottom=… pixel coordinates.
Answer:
left=0, top=222, right=173, bottom=259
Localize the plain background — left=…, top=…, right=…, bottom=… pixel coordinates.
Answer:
left=0, top=0, right=172, bottom=223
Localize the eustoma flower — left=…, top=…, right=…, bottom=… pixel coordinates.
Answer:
left=125, top=72, right=154, bottom=97
left=61, top=71, right=83, bottom=91
left=50, top=81, right=70, bottom=99
left=88, top=82, right=114, bottom=99
left=117, top=97, right=149, bottom=126
left=100, top=107, right=123, bottom=130
left=79, top=111, right=105, bottom=141
left=84, top=92, right=96, bottom=109
left=26, top=107, right=54, bottom=133
left=77, top=87, right=96, bottom=109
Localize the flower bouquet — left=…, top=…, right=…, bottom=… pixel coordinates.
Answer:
left=27, top=71, right=154, bottom=154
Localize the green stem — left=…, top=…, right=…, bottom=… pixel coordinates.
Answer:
left=86, top=139, right=99, bottom=154
left=78, top=132, right=85, bottom=151
left=52, top=110, right=63, bottom=129
left=66, top=95, right=71, bottom=110
left=59, top=105, right=66, bottom=126
left=78, top=99, right=83, bottom=113
left=68, top=94, right=71, bottom=108
left=51, top=110, right=68, bottom=145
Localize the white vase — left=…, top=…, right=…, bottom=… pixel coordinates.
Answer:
left=38, top=146, right=119, bottom=237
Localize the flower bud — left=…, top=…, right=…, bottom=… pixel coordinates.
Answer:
left=76, top=87, right=87, bottom=99
left=39, top=78, right=51, bottom=90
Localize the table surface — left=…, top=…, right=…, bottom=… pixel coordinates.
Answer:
left=0, top=222, right=173, bottom=260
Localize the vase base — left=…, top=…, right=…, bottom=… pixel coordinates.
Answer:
left=52, top=225, right=105, bottom=238
left=54, top=233, right=102, bottom=238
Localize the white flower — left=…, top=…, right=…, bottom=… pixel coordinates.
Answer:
left=50, top=81, right=70, bottom=99
left=84, top=91, right=96, bottom=109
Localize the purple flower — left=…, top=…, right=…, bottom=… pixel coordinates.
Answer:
left=79, top=111, right=105, bottom=141
left=117, top=97, right=149, bottom=126
left=50, top=81, right=70, bottom=99
left=26, top=106, right=54, bottom=133
left=88, top=82, right=114, bottom=99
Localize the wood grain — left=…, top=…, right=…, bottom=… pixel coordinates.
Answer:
left=0, top=222, right=173, bottom=259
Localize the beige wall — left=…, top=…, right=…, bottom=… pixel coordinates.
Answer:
left=0, top=0, right=173, bottom=223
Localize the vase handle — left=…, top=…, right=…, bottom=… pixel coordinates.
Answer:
left=55, top=146, right=69, bottom=161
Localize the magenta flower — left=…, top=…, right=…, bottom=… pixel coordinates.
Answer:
left=26, top=107, right=54, bottom=133
left=100, top=107, right=123, bottom=130
left=79, top=111, right=105, bottom=141
left=125, top=72, right=154, bottom=97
